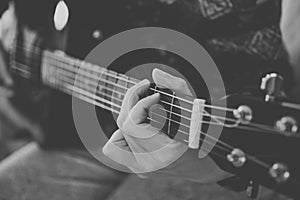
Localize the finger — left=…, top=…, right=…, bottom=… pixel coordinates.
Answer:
left=152, top=68, right=192, bottom=96
left=117, top=79, right=150, bottom=127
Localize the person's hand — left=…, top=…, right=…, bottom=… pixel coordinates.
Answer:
left=103, top=69, right=230, bottom=182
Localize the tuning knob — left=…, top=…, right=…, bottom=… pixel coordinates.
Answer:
left=275, top=116, right=298, bottom=135
left=227, top=148, right=247, bottom=167
left=233, top=105, right=253, bottom=124
left=269, top=163, right=290, bottom=183
left=261, top=73, right=285, bottom=102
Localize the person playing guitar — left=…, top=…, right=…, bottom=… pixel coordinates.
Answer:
left=0, top=0, right=298, bottom=199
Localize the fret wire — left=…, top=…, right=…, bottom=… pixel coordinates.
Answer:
left=55, top=60, right=129, bottom=91
left=48, top=51, right=138, bottom=86
left=50, top=59, right=126, bottom=101
left=167, top=91, right=176, bottom=136
left=56, top=70, right=124, bottom=108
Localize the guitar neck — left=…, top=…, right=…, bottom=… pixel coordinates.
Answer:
left=11, top=45, right=200, bottom=146
left=40, top=50, right=138, bottom=113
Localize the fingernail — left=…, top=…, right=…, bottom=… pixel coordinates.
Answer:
left=141, top=79, right=150, bottom=85
left=152, top=93, right=160, bottom=98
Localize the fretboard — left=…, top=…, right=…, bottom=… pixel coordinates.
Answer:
left=41, top=50, right=138, bottom=114
left=11, top=48, right=195, bottom=139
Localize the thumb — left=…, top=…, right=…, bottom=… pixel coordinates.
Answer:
left=117, top=79, right=150, bottom=128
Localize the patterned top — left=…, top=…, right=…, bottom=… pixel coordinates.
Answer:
left=183, top=0, right=293, bottom=93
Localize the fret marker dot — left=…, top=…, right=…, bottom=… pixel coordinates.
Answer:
left=93, top=30, right=102, bottom=40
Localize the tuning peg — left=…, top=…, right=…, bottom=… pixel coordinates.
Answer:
left=261, top=73, right=285, bottom=102
left=269, top=163, right=290, bottom=183
left=275, top=116, right=298, bottom=135
left=227, top=148, right=247, bottom=167
left=233, top=105, right=253, bottom=124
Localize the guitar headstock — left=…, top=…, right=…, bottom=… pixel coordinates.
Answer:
left=208, top=73, right=300, bottom=199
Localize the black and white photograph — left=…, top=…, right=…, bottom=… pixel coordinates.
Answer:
left=0, top=0, right=299, bottom=199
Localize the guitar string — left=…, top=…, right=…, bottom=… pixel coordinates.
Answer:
left=36, top=59, right=237, bottom=151
left=14, top=46, right=296, bottom=137
left=36, top=61, right=234, bottom=152
left=10, top=47, right=277, bottom=172
left=15, top=44, right=236, bottom=112
left=14, top=45, right=294, bottom=136
left=13, top=60, right=231, bottom=134
left=39, top=71, right=274, bottom=172
left=44, top=59, right=236, bottom=125
left=14, top=46, right=243, bottom=138
left=40, top=61, right=234, bottom=150
left=53, top=69, right=224, bottom=129
left=45, top=64, right=294, bottom=139
left=40, top=60, right=288, bottom=160
left=43, top=49, right=300, bottom=133
left=46, top=51, right=237, bottom=117
left=47, top=64, right=298, bottom=137
left=13, top=46, right=239, bottom=128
